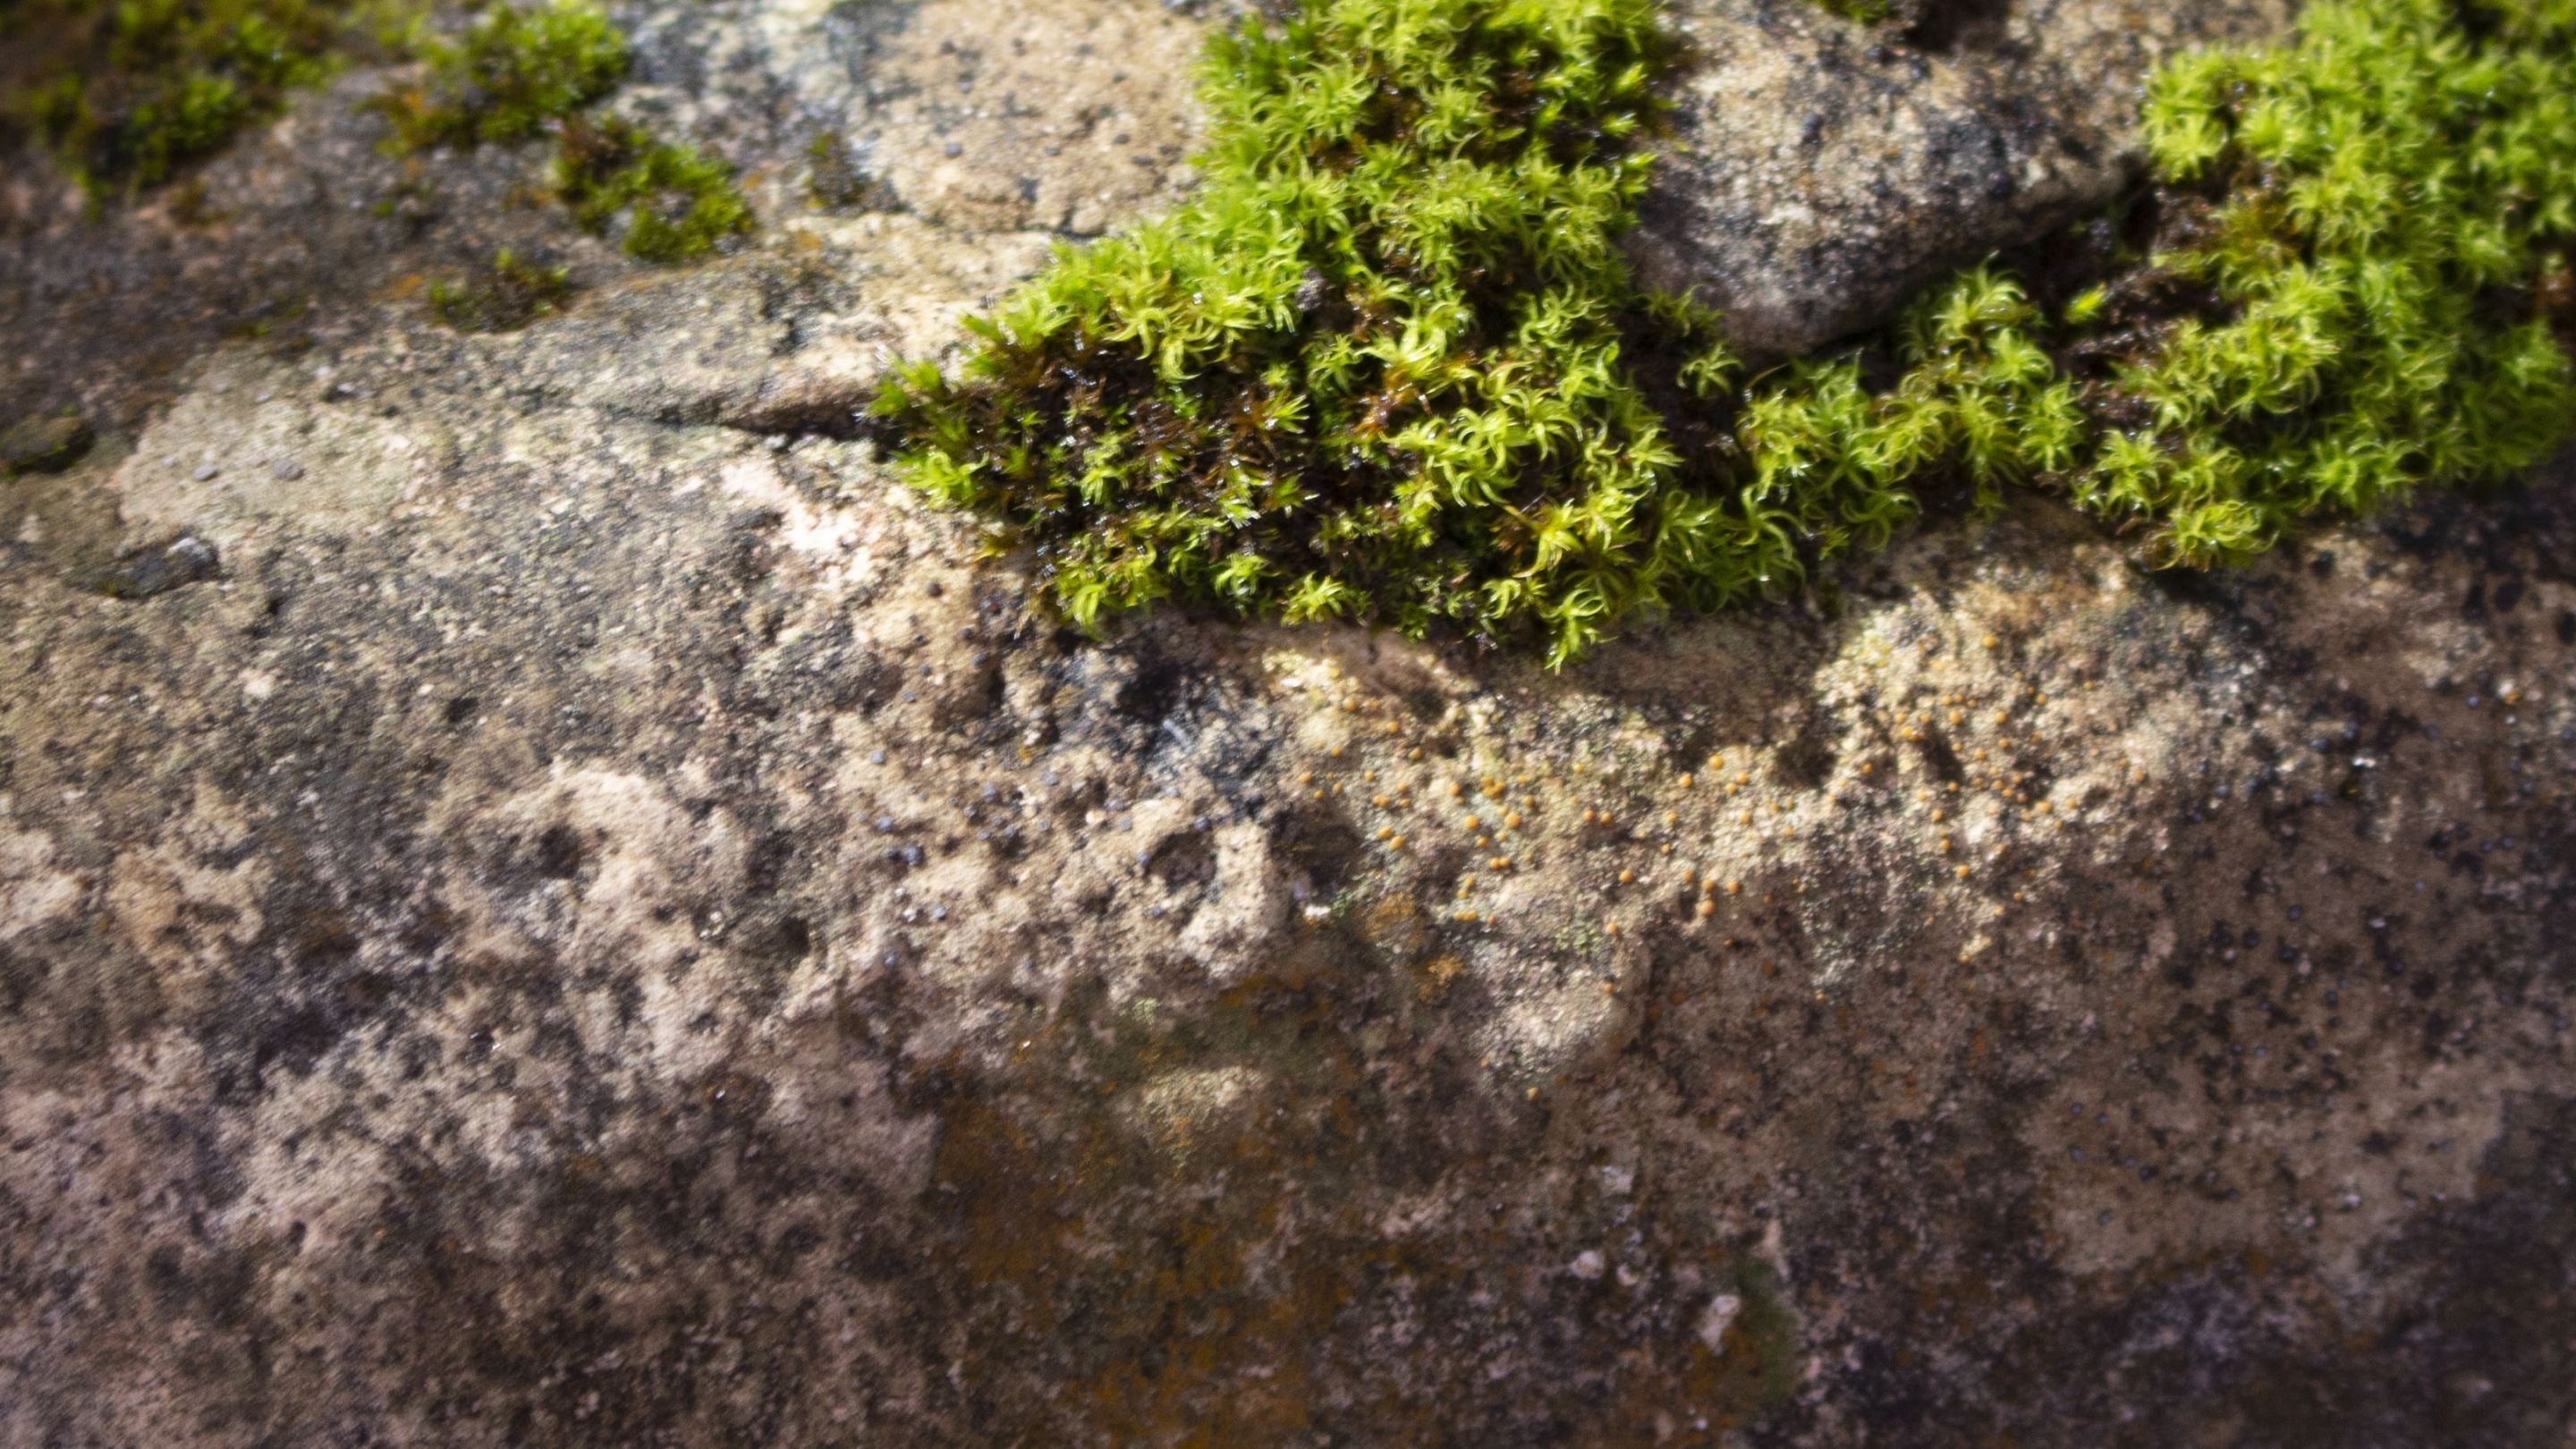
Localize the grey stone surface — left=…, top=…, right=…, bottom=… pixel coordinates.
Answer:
left=0, top=0, right=1215, bottom=433
left=1634, top=0, right=2291, bottom=356
left=4, top=3, right=2574, bottom=1445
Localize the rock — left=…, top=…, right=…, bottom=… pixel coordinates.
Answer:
left=0, top=412, right=93, bottom=475
left=1171, top=821, right=1293, bottom=982
left=1, top=244, right=2570, bottom=1440
left=90, top=533, right=221, bottom=599
left=1, top=3, right=2571, bottom=1445
left=1633, top=0, right=2292, bottom=356
left=0, top=0, right=1214, bottom=433
left=626, top=0, right=1214, bottom=235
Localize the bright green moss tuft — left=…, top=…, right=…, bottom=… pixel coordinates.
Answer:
left=2097, top=0, right=2576, bottom=564
left=2, top=0, right=394, bottom=191
left=884, top=0, right=2576, bottom=663
left=1812, top=0, right=1898, bottom=23
left=875, top=0, right=1741, bottom=666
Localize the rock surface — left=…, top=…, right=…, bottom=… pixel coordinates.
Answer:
left=0, top=0, right=1216, bottom=432
left=4, top=2, right=2575, bottom=1445
left=1636, top=0, right=2292, bottom=356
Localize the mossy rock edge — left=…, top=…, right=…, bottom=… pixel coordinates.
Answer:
left=880, top=0, right=2576, bottom=666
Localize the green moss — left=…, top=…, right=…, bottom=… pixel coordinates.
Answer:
left=370, top=0, right=624, bottom=150
left=220, top=288, right=310, bottom=339
left=2, top=0, right=395, bottom=191
left=428, top=246, right=572, bottom=330
left=555, top=114, right=750, bottom=261
left=2103, top=0, right=2576, bottom=562
left=882, top=0, right=2575, bottom=663
left=875, top=0, right=1721, bottom=666
left=369, top=1, right=750, bottom=264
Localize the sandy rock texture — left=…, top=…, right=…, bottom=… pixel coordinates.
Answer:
left=3, top=1, right=2574, bottom=1446
left=1635, top=0, right=2293, bottom=355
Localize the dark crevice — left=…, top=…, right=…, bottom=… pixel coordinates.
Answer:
left=1903, top=0, right=2018, bottom=52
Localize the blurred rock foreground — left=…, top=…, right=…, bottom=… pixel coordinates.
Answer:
left=3, top=1, right=2572, bottom=1445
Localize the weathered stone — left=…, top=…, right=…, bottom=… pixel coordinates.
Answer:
left=0, top=412, right=92, bottom=476
left=1634, top=0, right=2292, bottom=356
left=89, top=533, right=220, bottom=599
left=0, top=0, right=1213, bottom=433
left=0, top=237, right=2570, bottom=1440
left=2, top=4, right=2571, bottom=1445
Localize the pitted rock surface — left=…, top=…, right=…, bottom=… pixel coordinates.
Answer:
left=4, top=3, right=2574, bottom=1445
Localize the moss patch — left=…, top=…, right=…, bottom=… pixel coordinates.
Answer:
left=876, top=0, right=1721, bottom=667
left=0, top=0, right=403, bottom=191
left=369, top=0, right=623, bottom=149
left=2109, top=0, right=2576, bottom=559
left=0, top=411, right=96, bottom=474
left=554, top=114, right=750, bottom=263
left=881, top=0, right=2576, bottom=665
left=428, top=246, right=571, bottom=331
left=371, top=0, right=750, bottom=263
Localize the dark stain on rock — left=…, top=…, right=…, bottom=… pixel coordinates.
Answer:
left=0, top=411, right=94, bottom=474
left=530, top=823, right=586, bottom=881
left=1904, top=0, right=2021, bottom=54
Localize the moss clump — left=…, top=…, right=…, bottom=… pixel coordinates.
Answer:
left=876, top=0, right=1733, bottom=665
left=370, top=0, right=623, bottom=149
left=0, top=411, right=96, bottom=475
left=2107, top=0, right=2576, bottom=560
left=882, top=0, right=2576, bottom=664
left=370, top=0, right=749, bottom=263
left=555, top=114, right=751, bottom=262
left=2, top=0, right=391, bottom=191
left=1758, top=0, right=2576, bottom=567
left=428, top=246, right=572, bottom=331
